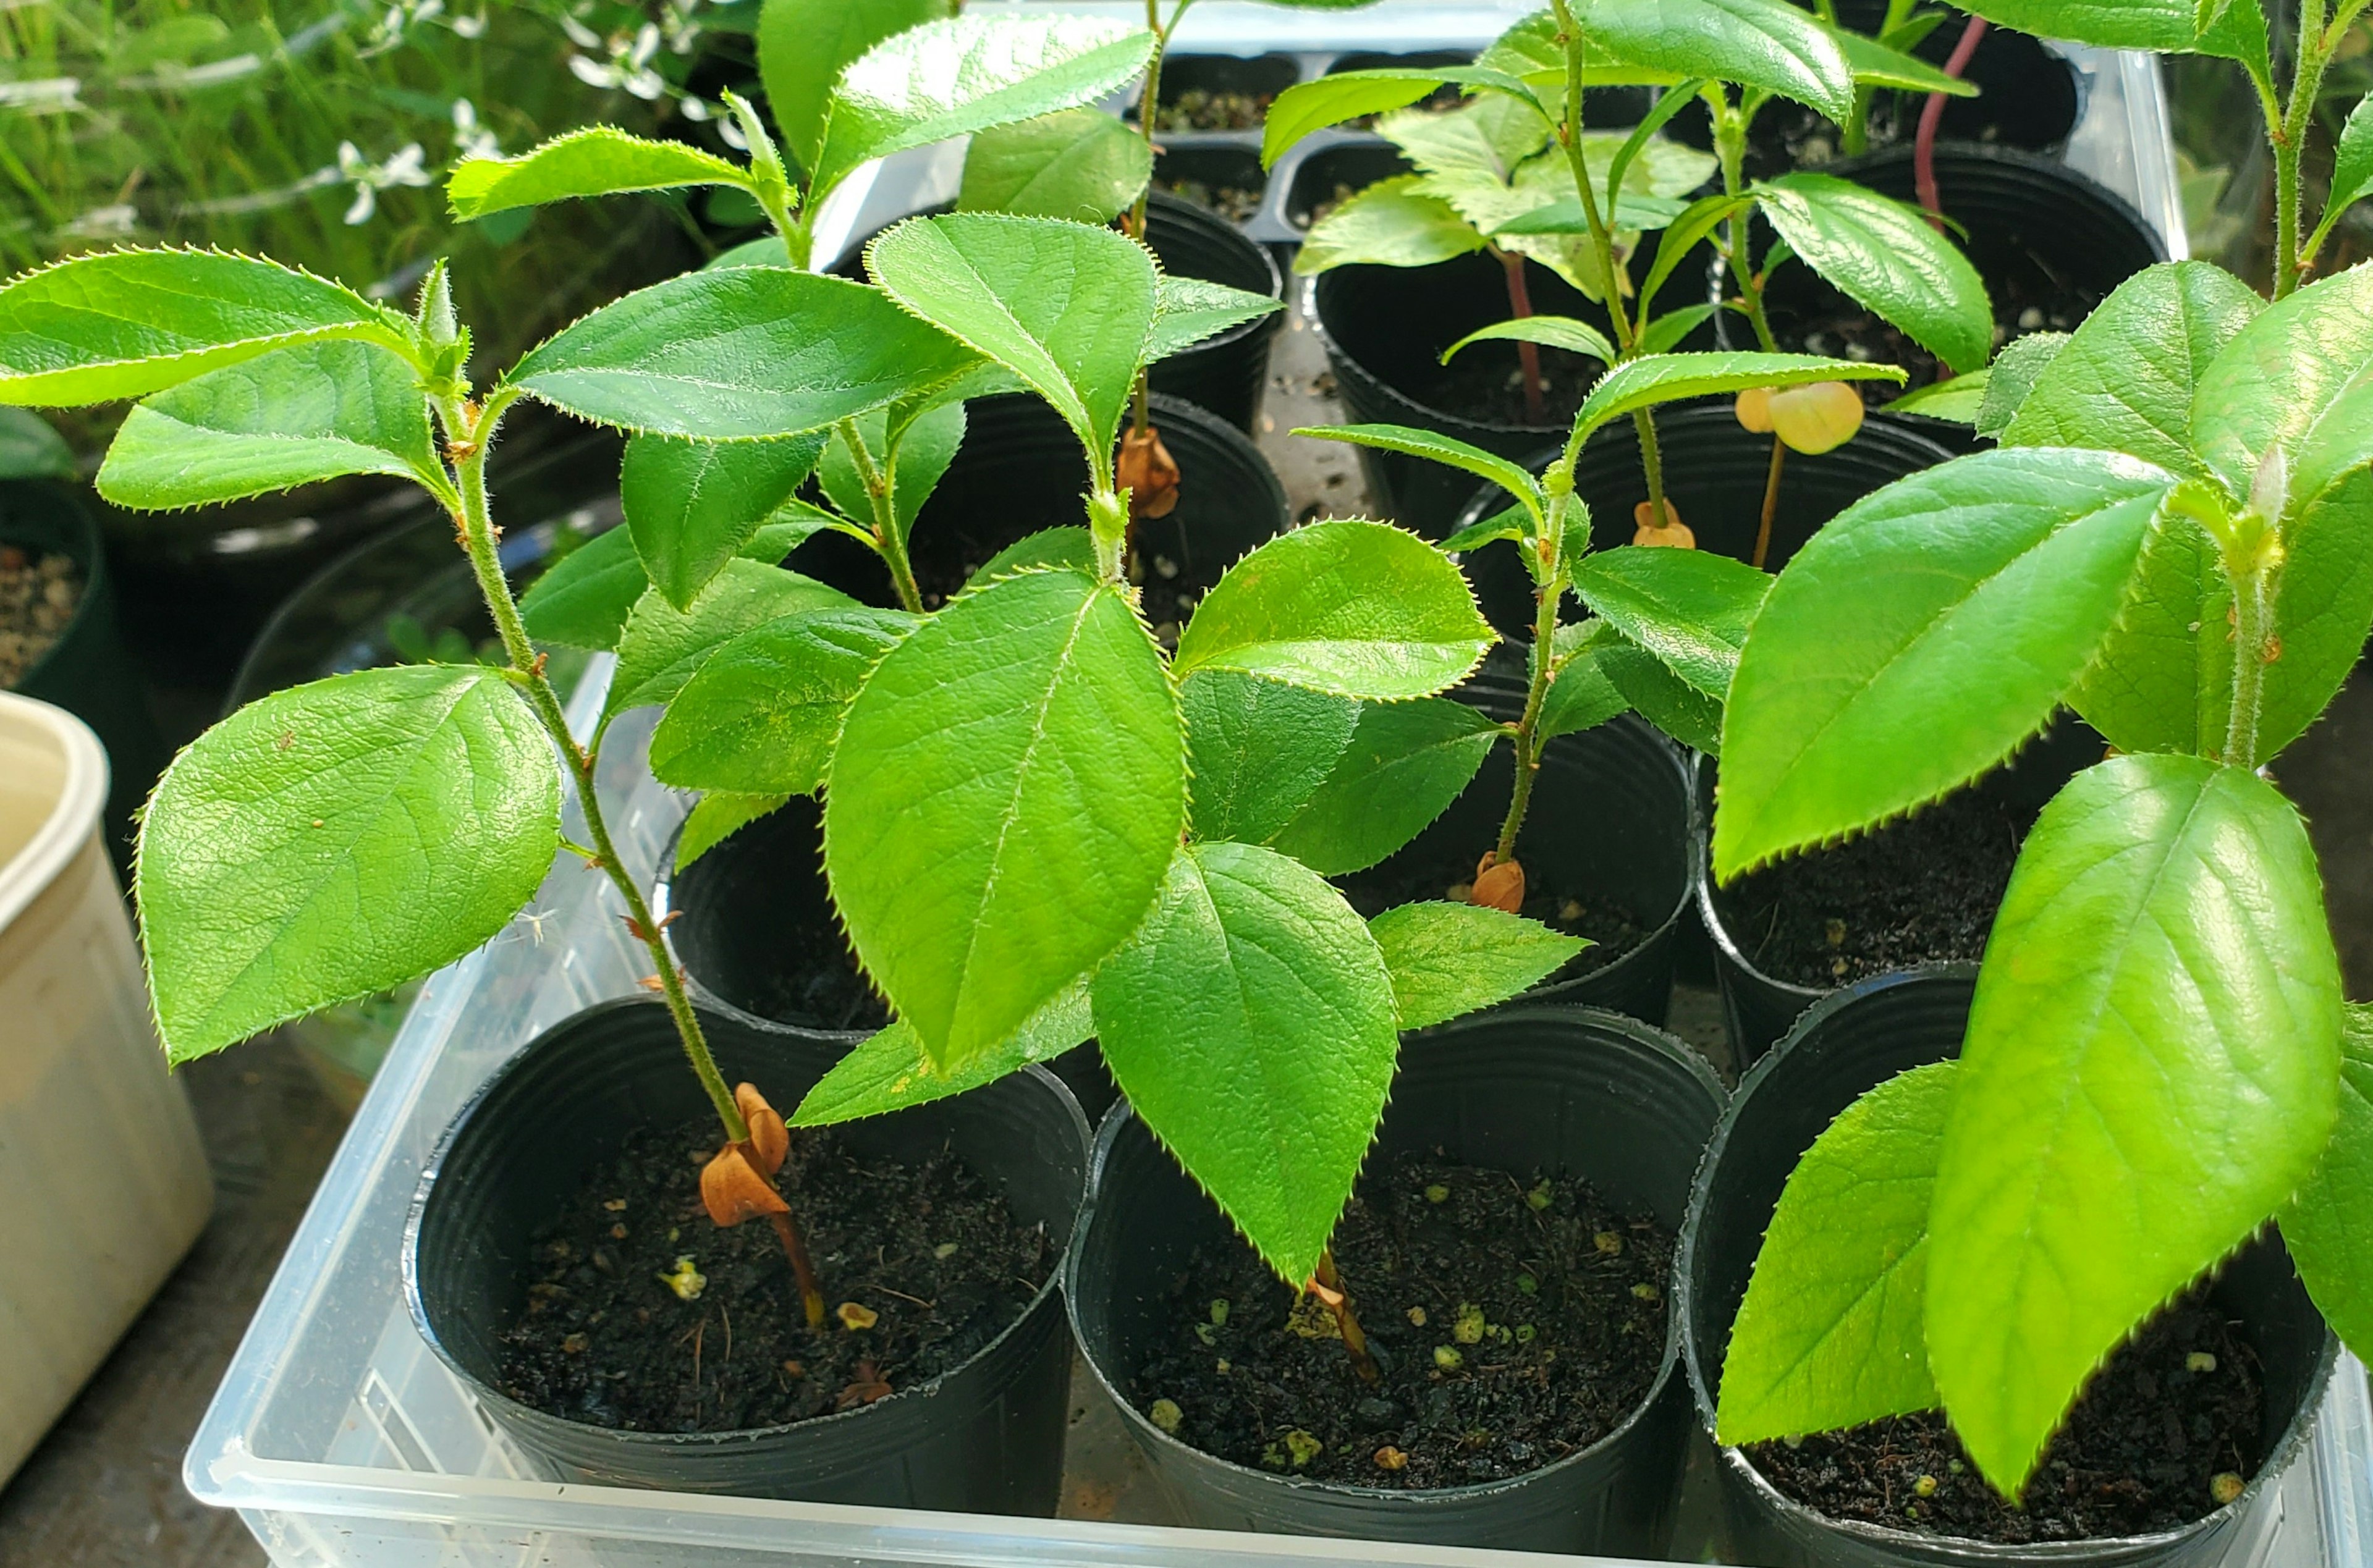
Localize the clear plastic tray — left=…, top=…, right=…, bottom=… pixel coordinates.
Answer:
left=187, top=11, right=2358, bottom=1564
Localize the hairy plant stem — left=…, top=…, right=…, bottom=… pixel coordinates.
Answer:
left=1710, top=88, right=1790, bottom=565
left=2227, top=560, right=2277, bottom=769
left=1312, top=1250, right=1382, bottom=1386
left=2271, top=0, right=2339, bottom=297
left=1123, top=0, right=1195, bottom=440
left=1495, top=508, right=1568, bottom=864
left=838, top=417, right=924, bottom=613
left=1494, top=245, right=1549, bottom=423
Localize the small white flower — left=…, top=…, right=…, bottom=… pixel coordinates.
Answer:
left=337, top=140, right=433, bottom=225
left=448, top=11, right=486, bottom=36
left=450, top=97, right=500, bottom=159
left=557, top=11, right=603, bottom=48
left=716, top=111, right=748, bottom=151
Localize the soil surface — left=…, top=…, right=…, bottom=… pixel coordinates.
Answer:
left=1159, top=175, right=1266, bottom=226
left=1131, top=1149, right=1672, bottom=1488
left=1747, top=1286, right=2264, bottom=1543
left=498, top=1119, right=1052, bottom=1433
left=1340, top=838, right=1646, bottom=982
left=1422, top=344, right=1597, bottom=431
left=728, top=918, right=889, bottom=1034
left=0, top=546, right=82, bottom=688
left=1713, top=788, right=2023, bottom=987
left=1156, top=88, right=1275, bottom=132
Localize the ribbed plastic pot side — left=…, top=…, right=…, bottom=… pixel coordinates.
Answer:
left=1677, top=969, right=2340, bottom=1568
left=1142, top=190, right=1285, bottom=433
left=404, top=997, right=1092, bottom=1510
left=1068, top=1007, right=1726, bottom=1555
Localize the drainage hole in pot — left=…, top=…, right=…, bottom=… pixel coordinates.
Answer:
left=497, top=1122, right=1051, bottom=1433
left=1714, top=789, right=2023, bottom=987
left=0, top=544, right=84, bottom=688
left=1340, top=845, right=1648, bottom=982
left=1131, top=1149, right=1672, bottom=1487
left=1744, top=1283, right=2262, bottom=1543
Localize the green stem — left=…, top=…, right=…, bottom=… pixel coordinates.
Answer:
left=2226, top=560, right=2276, bottom=769
left=837, top=418, right=923, bottom=613
left=1546, top=0, right=1638, bottom=357
left=1495, top=482, right=1574, bottom=861
left=1635, top=407, right=1671, bottom=531
left=1124, top=0, right=1192, bottom=441
left=2275, top=0, right=2338, bottom=297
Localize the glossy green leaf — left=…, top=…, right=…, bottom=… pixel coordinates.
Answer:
left=1293, top=424, right=1542, bottom=520
left=136, top=665, right=559, bottom=1061
left=1539, top=620, right=1633, bottom=740
left=2286, top=1005, right=2373, bottom=1365
left=519, top=521, right=814, bottom=652
left=1755, top=173, right=1993, bottom=375
left=648, top=607, right=914, bottom=794
left=675, top=791, right=789, bottom=872
left=1369, top=900, right=1583, bottom=1029
left=1830, top=24, right=1980, bottom=94
left=1260, top=66, right=1538, bottom=169
left=1927, top=754, right=2343, bottom=1495
left=1885, top=369, right=1987, bottom=424
left=1571, top=351, right=1905, bottom=447
left=758, top=0, right=947, bottom=177
left=1639, top=193, right=1753, bottom=316
left=1714, top=449, right=2175, bottom=880
left=608, top=560, right=857, bottom=716
left=1092, top=840, right=1399, bottom=1283
left=971, top=525, right=1095, bottom=581
left=1639, top=303, right=1720, bottom=356
left=447, top=128, right=750, bottom=219
left=1973, top=332, right=2068, bottom=439
left=826, top=568, right=1183, bottom=1067
left=1173, top=520, right=1497, bottom=699
left=1600, top=634, right=1724, bottom=754
left=506, top=269, right=975, bottom=439
left=866, top=213, right=1154, bottom=462
left=1440, top=314, right=1617, bottom=369
left=1571, top=545, right=1769, bottom=700
left=0, top=248, right=410, bottom=405
left=622, top=433, right=826, bottom=610
left=1567, top=0, right=1856, bottom=124
left=1149, top=276, right=1282, bottom=365
left=1439, top=507, right=1526, bottom=555
left=1957, top=0, right=2262, bottom=59
left=1182, top=670, right=1360, bottom=845
left=1294, top=177, right=1486, bottom=277
left=2313, top=97, right=2373, bottom=253
left=789, top=984, right=1091, bottom=1126
left=810, top=14, right=1156, bottom=204
left=2003, top=262, right=2261, bottom=479
left=958, top=107, right=1150, bottom=222
left=0, top=409, right=73, bottom=478
left=818, top=400, right=966, bottom=556
left=1269, top=696, right=1500, bottom=874
left=1717, top=1062, right=1954, bottom=1445
left=98, top=341, right=441, bottom=508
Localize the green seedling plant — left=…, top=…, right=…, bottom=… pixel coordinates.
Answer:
left=1709, top=0, right=2373, bottom=1508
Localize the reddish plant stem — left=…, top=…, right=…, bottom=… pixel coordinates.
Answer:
left=768, top=1212, right=827, bottom=1330
left=1753, top=436, right=1787, bottom=570
left=1313, top=1250, right=1382, bottom=1386
left=1914, top=15, right=1988, bottom=227
left=1495, top=245, right=1547, bottom=424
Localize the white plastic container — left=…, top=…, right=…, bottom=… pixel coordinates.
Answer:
left=0, top=691, right=213, bottom=1485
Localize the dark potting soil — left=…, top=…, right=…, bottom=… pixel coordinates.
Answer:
left=737, top=929, right=889, bottom=1034
left=1715, top=787, right=2023, bottom=987
left=1132, top=1149, right=1673, bottom=1488
left=1746, top=1286, right=2264, bottom=1543
left=497, top=1119, right=1052, bottom=1433
left=1154, top=88, right=1275, bottom=132
left=1421, top=344, right=1596, bottom=431
left=1159, top=175, right=1266, bottom=226
left=1339, top=840, right=1646, bottom=982
left=0, top=544, right=82, bottom=688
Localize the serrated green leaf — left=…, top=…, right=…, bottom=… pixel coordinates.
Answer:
left=1886, top=369, right=1988, bottom=424
left=2315, top=98, right=2373, bottom=251
left=1568, top=0, right=1856, bottom=124
left=98, top=340, right=440, bottom=509
left=1714, top=449, right=2175, bottom=880
left=1600, top=633, right=1725, bottom=753
left=622, top=433, right=826, bottom=610
left=971, top=525, right=1096, bottom=581
left=1261, top=66, right=1542, bottom=170
left=1149, top=276, right=1282, bottom=365
left=447, top=128, right=750, bottom=220
left=759, top=0, right=947, bottom=177
left=1639, top=193, right=1754, bottom=317
left=1717, top=1062, right=1953, bottom=1446
left=676, top=790, right=790, bottom=872
left=1571, top=351, right=1905, bottom=447
left=2286, top=1005, right=2373, bottom=1365
left=1296, top=424, right=1543, bottom=521
left=1755, top=173, right=1993, bottom=375
left=1540, top=620, right=1632, bottom=740
left=810, top=14, right=1156, bottom=204
left=1829, top=23, right=1981, bottom=95
left=1440, top=314, right=1617, bottom=369
left=1440, top=507, right=1527, bottom=554
left=1293, top=177, right=1485, bottom=276
left=1369, top=900, right=1583, bottom=1029
left=958, top=107, right=1150, bottom=223
left=2003, top=262, right=2261, bottom=479
left=1927, top=754, right=2342, bottom=1496
left=520, top=521, right=814, bottom=652
left=0, top=409, right=73, bottom=478
left=1183, top=670, right=1360, bottom=846
left=1269, top=696, right=1500, bottom=874
left=1956, top=0, right=2259, bottom=57
left=507, top=269, right=975, bottom=439
left=0, top=248, right=410, bottom=406
left=819, top=400, right=965, bottom=558
left=609, top=560, right=857, bottom=716
left=867, top=213, right=1154, bottom=463
left=1476, top=7, right=1679, bottom=86
left=1092, top=840, right=1398, bottom=1283
left=826, top=569, right=1183, bottom=1067
left=1571, top=545, right=1770, bottom=700
left=136, top=665, right=559, bottom=1061
left=790, top=983, right=1091, bottom=1126
left=1973, top=332, right=2070, bottom=439
left=1173, top=520, right=1497, bottom=699
left=648, top=607, right=914, bottom=794
left=1639, top=303, right=1720, bottom=356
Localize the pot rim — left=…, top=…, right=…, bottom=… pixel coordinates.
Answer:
left=1673, top=966, right=2343, bottom=1560
left=1306, top=272, right=1582, bottom=442
left=0, top=688, right=108, bottom=930
left=4, top=478, right=115, bottom=697
left=1065, top=1003, right=1724, bottom=1506
left=1688, top=764, right=1832, bottom=1008
left=400, top=993, right=1091, bottom=1451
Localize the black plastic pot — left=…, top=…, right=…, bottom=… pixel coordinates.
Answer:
left=1694, top=715, right=2102, bottom=1066
left=1312, top=229, right=1720, bottom=537
left=1450, top=405, right=1955, bottom=636
left=1284, top=140, right=1416, bottom=230
left=1069, top=1006, right=1726, bottom=1553
left=405, top=997, right=1092, bottom=1507
left=1340, top=660, right=1694, bottom=1026
left=4, top=479, right=166, bottom=870
left=1154, top=144, right=1269, bottom=229
left=654, top=800, right=1119, bottom=1123
left=1143, top=190, right=1286, bottom=431
left=793, top=392, right=1288, bottom=617
left=1678, top=969, right=2340, bottom=1568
